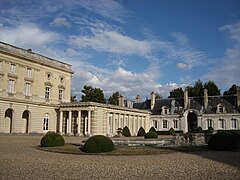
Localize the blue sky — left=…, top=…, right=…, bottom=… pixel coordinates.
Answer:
left=0, top=0, right=240, bottom=100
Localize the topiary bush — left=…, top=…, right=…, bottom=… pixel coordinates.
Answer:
left=196, top=126, right=204, bottom=133
left=168, top=127, right=175, bottom=135
left=144, top=131, right=158, bottom=139
left=207, top=126, right=214, bottom=131
left=122, top=126, right=131, bottom=137
left=208, top=132, right=239, bottom=151
left=40, top=131, right=65, bottom=147
left=137, top=127, right=146, bottom=136
left=149, top=126, right=156, bottom=132
left=83, top=135, right=114, bottom=153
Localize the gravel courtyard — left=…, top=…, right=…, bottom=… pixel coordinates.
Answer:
left=0, top=135, right=239, bottom=180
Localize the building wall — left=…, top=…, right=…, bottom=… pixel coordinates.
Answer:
left=0, top=42, right=72, bottom=134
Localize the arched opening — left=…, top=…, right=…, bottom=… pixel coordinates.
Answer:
left=22, top=110, right=30, bottom=133
left=5, top=109, right=13, bottom=133
left=187, top=112, right=198, bottom=132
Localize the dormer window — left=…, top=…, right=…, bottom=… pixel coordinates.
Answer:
left=10, top=64, right=16, bottom=73
left=217, top=103, right=225, bottom=113
left=162, top=106, right=169, bottom=115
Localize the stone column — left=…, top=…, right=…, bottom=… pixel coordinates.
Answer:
left=59, top=111, right=63, bottom=133
left=68, top=111, right=72, bottom=134
left=84, top=117, right=87, bottom=135
left=78, top=110, right=81, bottom=135
left=112, top=113, right=115, bottom=135
left=88, top=110, right=91, bottom=134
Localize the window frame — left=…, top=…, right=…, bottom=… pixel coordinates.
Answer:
left=231, top=119, right=238, bottom=129
left=173, top=120, right=178, bottom=129
left=43, top=114, right=49, bottom=132
left=218, top=119, right=225, bottom=129
left=8, top=79, right=15, bottom=93
left=25, top=82, right=31, bottom=96
left=26, top=68, right=32, bottom=77
left=59, top=89, right=63, bottom=101
left=162, top=120, right=168, bottom=129
left=45, top=86, right=50, bottom=100
left=10, top=64, right=16, bottom=73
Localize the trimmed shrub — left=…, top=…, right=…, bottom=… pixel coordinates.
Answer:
left=196, top=126, right=204, bottom=133
left=40, top=131, right=65, bottom=147
left=156, top=130, right=183, bottom=135
left=144, top=131, right=158, bottom=139
left=207, top=126, right=214, bottom=131
left=137, top=127, right=146, bottom=136
left=149, top=126, right=156, bottom=132
left=122, top=126, right=131, bottom=137
left=83, top=135, right=114, bottom=153
left=168, top=128, right=175, bottom=135
left=208, top=132, right=239, bottom=151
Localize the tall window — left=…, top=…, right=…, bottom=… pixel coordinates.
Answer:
left=207, top=119, right=214, bottom=128
left=173, top=120, right=178, bottom=129
left=43, top=114, right=49, bottom=131
left=10, top=64, right=16, bottom=73
left=163, top=120, right=168, bottom=129
left=218, top=119, right=225, bottom=129
left=45, top=86, right=50, bottom=99
left=231, top=119, right=238, bottom=129
left=26, top=68, right=32, bottom=77
left=8, top=80, right=15, bottom=93
left=59, top=89, right=63, bottom=100
left=153, top=120, right=158, bottom=129
left=25, top=83, right=31, bottom=96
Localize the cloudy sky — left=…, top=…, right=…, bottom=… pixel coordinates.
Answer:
left=0, top=0, right=240, bottom=100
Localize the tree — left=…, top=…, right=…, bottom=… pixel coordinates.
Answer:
left=204, top=81, right=221, bottom=96
left=168, top=87, right=184, bottom=98
left=223, top=84, right=237, bottom=95
left=155, top=93, right=163, bottom=99
left=186, top=79, right=204, bottom=97
left=81, top=85, right=106, bottom=103
left=108, top=91, right=121, bottom=105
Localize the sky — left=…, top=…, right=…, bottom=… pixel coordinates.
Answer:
left=0, top=0, right=240, bottom=100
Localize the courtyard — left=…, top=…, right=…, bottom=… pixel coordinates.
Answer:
left=0, top=134, right=240, bottom=180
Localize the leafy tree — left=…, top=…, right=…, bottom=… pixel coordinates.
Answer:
left=169, top=87, right=184, bottom=98
left=203, top=81, right=221, bottom=96
left=155, top=93, right=163, bottom=99
left=223, top=84, right=237, bottom=95
left=108, top=91, right=121, bottom=105
left=81, top=85, right=106, bottom=103
left=71, top=95, right=77, bottom=102
left=186, top=79, right=204, bottom=97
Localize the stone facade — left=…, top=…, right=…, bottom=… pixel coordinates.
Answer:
left=134, top=90, right=240, bottom=133
left=0, top=42, right=72, bottom=133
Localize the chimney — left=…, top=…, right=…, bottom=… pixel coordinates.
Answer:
left=237, top=87, right=240, bottom=109
left=184, top=89, right=188, bottom=109
left=135, top=95, right=141, bottom=103
left=118, top=95, right=124, bottom=107
left=204, top=89, right=208, bottom=109
left=151, top=92, right=155, bottom=110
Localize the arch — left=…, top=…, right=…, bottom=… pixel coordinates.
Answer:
left=5, top=109, right=13, bottom=133
left=22, top=110, right=30, bottom=133
left=187, top=111, right=198, bottom=132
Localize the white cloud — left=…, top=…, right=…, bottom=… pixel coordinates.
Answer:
left=202, top=22, right=240, bottom=89
left=69, top=30, right=153, bottom=56
left=0, top=23, right=61, bottom=49
left=50, top=17, right=71, bottom=28
left=171, top=32, right=189, bottom=46
left=176, top=63, right=190, bottom=69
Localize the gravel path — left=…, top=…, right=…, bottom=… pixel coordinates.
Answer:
left=0, top=135, right=240, bottom=180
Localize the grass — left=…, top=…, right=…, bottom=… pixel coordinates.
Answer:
left=36, top=143, right=209, bottom=155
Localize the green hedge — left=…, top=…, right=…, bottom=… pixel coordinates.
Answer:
left=40, top=132, right=65, bottom=147
left=208, top=132, right=239, bottom=151
left=149, top=126, right=156, bottom=132
left=144, top=131, right=158, bottom=139
left=122, top=126, right=131, bottom=137
left=137, top=127, right=146, bottom=136
left=83, top=135, right=114, bottom=153
left=156, top=130, right=183, bottom=135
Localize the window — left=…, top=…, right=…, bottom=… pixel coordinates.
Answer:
left=217, top=104, right=224, bottom=113
left=218, top=119, right=225, bottom=129
left=59, top=89, right=63, bottom=101
left=26, top=68, right=32, bottom=77
left=43, top=114, right=49, bottom=131
left=231, top=119, right=238, bottom=129
left=47, top=73, right=51, bottom=80
left=162, top=106, right=168, bottom=115
left=10, top=64, right=16, bottom=73
left=45, top=86, right=50, bottom=99
left=8, top=80, right=15, bottom=93
left=25, top=83, right=31, bottom=96
left=163, top=120, right=168, bottom=129
left=173, top=120, right=178, bottom=129
left=207, top=119, right=214, bottom=128
left=153, top=120, right=158, bottom=129
left=60, top=76, right=64, bottom=83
